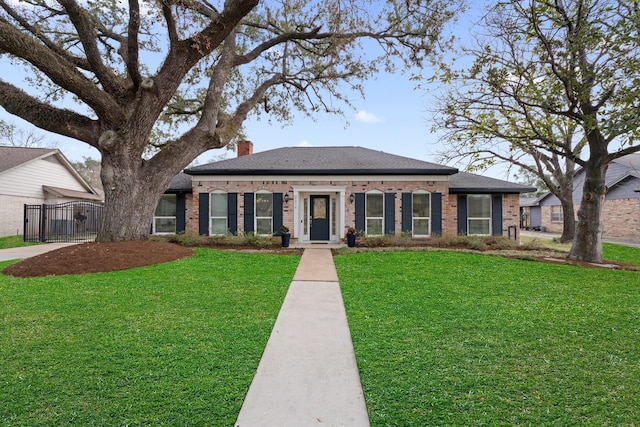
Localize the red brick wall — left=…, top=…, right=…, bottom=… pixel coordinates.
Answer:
left=603, top=198, right=640, bottom=238
left=502, top=194, right=522, bottom=239
left=191, top=179, right=450, bottom=236
left=189, top=179, right=522, bottom=238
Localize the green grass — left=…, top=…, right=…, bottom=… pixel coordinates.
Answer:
left=0, top=249, right=300, bottom=426
left=603, top=243, right=640, bottom=265
left=521, top=237, right=640, bottom=265
left=335, top=251, right=640, bottom=426
left=0, top=235, right=39, bottom=249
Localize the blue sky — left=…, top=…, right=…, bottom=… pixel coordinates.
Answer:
left=0, top=63, right=450, bottom=167
left=1, top=3, right=511, bottom=178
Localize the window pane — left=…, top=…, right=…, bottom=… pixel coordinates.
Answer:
left=469, top=219, right=490, bottom=235
left=413, top=218, right=430, bottom=236
left=155, top=218, right=176, bottom=233
left=303, top=197, right=309, bottom=235
left=366, top=193, right=383, bottom=217
left=366, top=218, right=383, bottom=236
left=468, top=195, right=491, bottom=217
left=313, top=197, right=327, bottom=219
left=211, top=218, right=227, bottom=235
left=331, top=197, right=336, bottom=236
left=412, top=193, right=430, bottom=218
left=551, top=206, right=563, bottom=222
left=155, top=195, right=176, bottom=216
left=256, top=218, right=272, bottom=235
left=210, top=193, right=227, bottom=217
left=256, top=193, right=273, bottom=217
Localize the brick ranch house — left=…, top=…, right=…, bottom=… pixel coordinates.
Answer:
left=522, top=153, right=640, bottom=239
left=156, top=142, right=535, bottom=243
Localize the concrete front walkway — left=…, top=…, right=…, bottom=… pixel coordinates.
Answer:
left=0, top=242, right=79, bottom=262
left=235, top=249, right=370, bottom=427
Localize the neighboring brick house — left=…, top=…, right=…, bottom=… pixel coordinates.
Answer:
left=529, top=153, right=640, bottom=239
left=0, top=146, right=102, bottom=237
left=158, top=142, right=534, bottom=243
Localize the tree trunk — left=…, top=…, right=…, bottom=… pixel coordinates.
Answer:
left=97, top=150, right=175, bottom=242
left=559, top=194, right=576, bottom=243
left=567, top=160, right=608, bottom=263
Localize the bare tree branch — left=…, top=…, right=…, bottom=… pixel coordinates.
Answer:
left=0, top=80, right=100, bottom=143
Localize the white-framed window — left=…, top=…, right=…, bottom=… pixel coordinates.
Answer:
left=412, top=192, right=431, bottom=236
left=255, top=192, right=273, bottom=235
left=468, top=194, right=491, bottom=235
left=366, top=191, right=384, bottom=236
left=154, top=194, right=176, bottom=234
left=551, top=206, right=563, bottom=223
left=210, top=191, right=228, bottom=235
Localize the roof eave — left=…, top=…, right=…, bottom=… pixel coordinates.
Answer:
left=450, top=186, right=536, bottom=194
left=185, top=168, right=458, bottom=176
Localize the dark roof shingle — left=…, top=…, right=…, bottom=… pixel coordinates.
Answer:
left=449, top=171, right=536, bottom=194
left=166, top=172, right=193, bottom=192
left=185, top=146, right=458, bottom=176
left=0, top=146, right=57, bottom=173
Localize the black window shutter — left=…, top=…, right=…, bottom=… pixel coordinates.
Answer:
left=227, top=193, right=238, bottom=234
left=198, top=193, right=209, bottom=235
left=384, top=193, right=395, bottom=235
left=457, top=195, right=467, bottom=235
left=354, top=193, right=365, bottom=232
left=492, top=194, right=503, bottom=236
left=244, top=193, right=254, bottom=233
left=273, top=193, right=283, bottom=235
left=401, top=193, right=412, bottom=233
left=431, top=192, right=442, bottom=235
left=176, top=193, right=186, bottom=233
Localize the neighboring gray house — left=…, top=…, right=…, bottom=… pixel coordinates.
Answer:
left=0, top=146, right=102, bottom=237
left=520, top=197, right=542, bottom=230
left=160, top=142, right=534, bottom=243
left=528, top=153, right=640, bottom=239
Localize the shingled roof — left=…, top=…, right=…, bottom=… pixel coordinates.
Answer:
left=185, top=146, right=459, bottom=176
left=0, top=146, right=57, bottom=173
left=449, top=171, right=536, bottom=194
left=166, top=172, right=193, bottom=193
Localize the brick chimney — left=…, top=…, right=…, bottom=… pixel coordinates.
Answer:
left=237, top=140, right=254, bottom=157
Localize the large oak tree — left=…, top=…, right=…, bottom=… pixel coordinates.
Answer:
left=432, top=0, right=640, bottom=262
left=0, top=0, right=458, bottom=241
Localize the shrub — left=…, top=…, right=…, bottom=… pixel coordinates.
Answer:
left=153, top=231, right=278, bottom=248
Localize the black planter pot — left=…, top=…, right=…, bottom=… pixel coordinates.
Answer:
left=281, top=233, right=291, bottom=248
left=346, top=234, right=356, bottom=247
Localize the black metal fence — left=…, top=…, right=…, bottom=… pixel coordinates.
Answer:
left=24, top=201, right=103, bottom=243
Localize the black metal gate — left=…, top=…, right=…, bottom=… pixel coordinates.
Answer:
left=24, top=201, right=103, bottom=243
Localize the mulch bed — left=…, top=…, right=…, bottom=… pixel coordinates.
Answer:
left=2, top=240, right=194, bottom=278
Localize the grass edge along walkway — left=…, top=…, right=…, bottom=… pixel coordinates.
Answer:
left=336, top=250, right=640, bottom=426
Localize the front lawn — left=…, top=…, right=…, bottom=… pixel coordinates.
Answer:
left=335, top=251, right=640, bottom=426
left=0, top=249, right=300, bottom=426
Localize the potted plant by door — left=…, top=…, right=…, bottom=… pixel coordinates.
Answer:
left=346, top=226, right=357, bottom=248
left=279, top=225, right=291, bottom=248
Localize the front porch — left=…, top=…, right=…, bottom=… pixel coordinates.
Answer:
left=292, top=186, right=347, bottom=244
